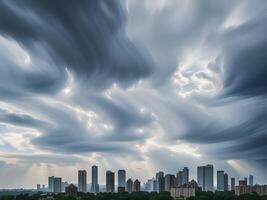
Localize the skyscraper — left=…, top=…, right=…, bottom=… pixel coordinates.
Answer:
left=244, top=177, right=248, bottom=185
left=48, top=176, right=54, bottom=192
left=249, top=175, right=253, bottom=186
left=182, top=167, right=189, bottom=185
left=176, top=171, right=183, bottom=187
left=165, top=174, right=175, bottom=192
left=217, top=171, right=224, bottom=191
left=91, top=165, right=99, bottom=193
left=78, top=170, right=87, bottom=192
left=127, top=178, right=133, bottom=193
left=118, top=169, right=126, bottom=191
left=106, top=170, right=115, bottom=193
left=133, top=179, right=141, bottom=192
left=231, top=177, right=235, bottom=191
left=224, top=173, right=228, bottom=191
left=197, top=164, right=214, bottom=192
left=156, top=171, right=164, bottom=192
left=53, top=177, right=62, bottom=193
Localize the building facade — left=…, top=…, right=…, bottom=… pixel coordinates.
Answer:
left=106, top=170, right=115, bottom=193
left=176, top=171, right=183, bottom=187
left=78, top=170, right=87, bottom=192
left=170, top=180, right=198, bottom=199
left=53, top=177, right=62, bottom=193
left=165, top=174, right=175, bottom=192
left=91, top=165, right=99, bottom=193
left=197, top=164, right=214, bottom=192
left=48, top=176, right=54, bottom=192
left=224, top=173, right=228, bottom=191
left=231, top=177, right=235, bottom=191
left=249, top=175, right=253, bottom=186
left=65, top=184, right=78, bottom=197
left=118, top=169, right=126, bottom=191
left=235, top=185, right=267, bottom=196
left=182, top=167, right=189, bottom=185
left=217, top=171, right=224, bottom=191
left=127, top=178, right=133, bottom=193
left=133, top=179, right=141, bottom=192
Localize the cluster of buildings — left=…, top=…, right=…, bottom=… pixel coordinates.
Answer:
left=44, top=165, right=141, bottom=196
left=36, top=164, right=266, bottom=199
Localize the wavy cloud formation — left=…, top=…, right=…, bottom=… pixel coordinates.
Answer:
left=0, top=0, right=267, bottom=188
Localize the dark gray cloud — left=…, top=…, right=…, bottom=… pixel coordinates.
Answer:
left=0, top=108, right=46, bottom=128
left=0, top=0, right=153, bottom=91
left=221, top=13, right=267, bottom=97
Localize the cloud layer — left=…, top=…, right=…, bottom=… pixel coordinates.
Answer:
left=0, top=0, right=267, bottom=188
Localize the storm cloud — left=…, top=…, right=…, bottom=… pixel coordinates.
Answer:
left=0, top=0, right=267, bottom=188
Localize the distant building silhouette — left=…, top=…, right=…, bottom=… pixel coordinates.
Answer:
left=118, top=169, right=126, bottom=192
left=176, top=171, right=183, bottom=187
left=53, top=177, right=62, bottom=193
left=126, top=178, right=133, bottom=193
left=65, top=184, right=78, bottom=196
left=249, top=175, right=253, bottom=186
left=165, top=174, right=175, bottom=192
left=182, top=167, right=189, bottom=185
left=61, top=181, right=69, bottom=192
left=197, top=164, right=213, bottom=191
left=78, top=170, right=87, bottom=193
left=91, top=165, right=99, bottom=193
left=48, top=176, right=54, bottom=192
left=231, top=177, right=235, bottom=191
left=217, top=171, right=224, bottom=191
left=170, top=179, right=199, bottom=199
left=224, top=173, right=228, bottom=191
left=239, top=178, right=247, bottom=186
left=106, top=170, right=115, bottom=193
left=156, top=171, right=164, bottom=192
left=133, top=179, right=141, bottom=192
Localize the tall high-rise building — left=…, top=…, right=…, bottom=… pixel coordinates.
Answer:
left=106, top=170, right=115, bottom=193
left=53, top=177, right=62, bottom=193
left=217, top=171, right=224, bottom=191
left=159, top=176, right=165, bottom=192
left=231, top=177, right=235, bottom=191
left=127, top=178, right=133, bottom=193
left=244, top=177, right=248, bottom=185
left=197, top=164, right=214, bottom=192
left=176, top=171, right=183, bottom=187
left=118, top=169, right=126, bottom=188
left=165, top=174, right=175, bottom=192
left=78, top=170, right=87, bottom=192
left=224, top=173, right=228, bottom=191
left=153, top=179, right=157, bottom=192
left=133, top=179, right=141, bottom=192
left=249, top=175, right=253, bottom=186
left=91, top=165, right=99, bottom=193
left=182, top=167, right=189, bottom=185
left=156, top=171, right=164, bottom=192
left=145, top=179, right=154, bottom=192
left=48, top=176, right=55, bottom=192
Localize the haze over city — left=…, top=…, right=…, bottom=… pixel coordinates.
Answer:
left=0, top=0, right=267, bottom=189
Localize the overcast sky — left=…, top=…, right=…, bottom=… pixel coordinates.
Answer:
left=0, top=0, right=267, bottom=189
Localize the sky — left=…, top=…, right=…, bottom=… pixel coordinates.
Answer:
left=0, top=0, right=267, bottom=189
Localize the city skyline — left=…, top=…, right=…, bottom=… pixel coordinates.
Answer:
left=40, top=164, right=258, bottom=192
left=0, top=0, right=267, bottom=189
